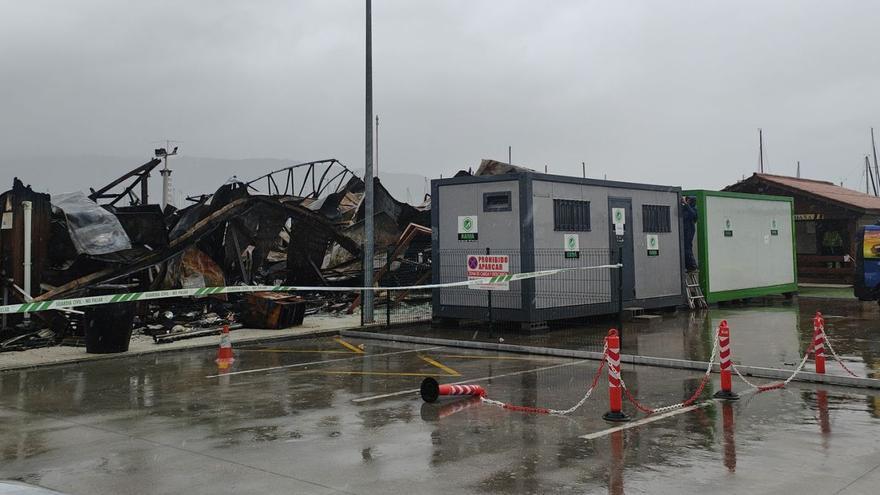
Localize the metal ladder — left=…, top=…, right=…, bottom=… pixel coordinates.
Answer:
left=686, top=271, right=708, bottom=309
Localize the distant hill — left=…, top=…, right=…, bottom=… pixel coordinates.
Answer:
left=1, top=155, right=429, bottom=206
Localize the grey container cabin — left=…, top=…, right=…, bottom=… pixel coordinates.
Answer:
left=431, top=170, right=687, bottom=327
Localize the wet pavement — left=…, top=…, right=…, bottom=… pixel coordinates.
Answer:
left=385, top=297, right=880, bottom=379
left=2, top=330, right=880, bottom=494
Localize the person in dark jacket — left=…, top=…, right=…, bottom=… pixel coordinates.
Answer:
left=681, top=196, right=698, bottom=272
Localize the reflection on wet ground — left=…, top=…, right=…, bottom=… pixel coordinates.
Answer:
left=1, top=326, right=879, bottom=494
left=380, top=297, right=880, bottom=378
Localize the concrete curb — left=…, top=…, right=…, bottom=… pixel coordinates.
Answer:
left=0, top=326, right=350, bottom=373
left=340, top=330, right=880, bottom=390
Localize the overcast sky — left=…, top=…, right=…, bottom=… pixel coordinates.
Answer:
left=3, top=0, right=880, bottom=193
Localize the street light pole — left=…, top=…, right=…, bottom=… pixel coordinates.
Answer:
left=155, top=140, right=179, bottom=210
left=363, top=0, right=375, bottom=322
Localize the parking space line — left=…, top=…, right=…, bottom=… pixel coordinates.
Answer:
left=352, top=358, right=586, bottom=403
left=238, top=349, right=354, bottom=354
left=205, top=346, right=440, bottom=378
left=291, top=370, right=438, bottom=377
left=435, top=354, right=564, bottom=362
left=579, top=388, right=759, bottom=441
left=334, top=337, right=365, bottom=354
left=419, top=355, right=461, bottom=376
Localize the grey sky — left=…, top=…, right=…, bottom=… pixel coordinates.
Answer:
left=3, top=0, right=880, bottom=194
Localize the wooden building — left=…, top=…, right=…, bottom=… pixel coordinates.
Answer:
left=725, top=173, right=880, bottom=284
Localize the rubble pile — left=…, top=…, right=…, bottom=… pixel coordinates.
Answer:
left=0, top=158, right=431, bottom=352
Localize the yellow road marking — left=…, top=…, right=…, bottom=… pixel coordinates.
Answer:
left=334, top=337, right=365, bottom=354
left=435, top=354, right=561, bottom=361
left=419, top=355, right=461, bottom=376
left=291, top=370, right=433, bottom=377
left=238, top=349, right=354, bottom=354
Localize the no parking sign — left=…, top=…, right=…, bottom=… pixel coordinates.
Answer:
left=467, top=254, right=509, bottom=290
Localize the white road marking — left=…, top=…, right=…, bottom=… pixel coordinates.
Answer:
left=205, top=346, right=441, bottom=378
left=580, top=388, right=759, bottom=440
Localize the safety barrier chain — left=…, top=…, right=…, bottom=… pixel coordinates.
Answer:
left=731, top=343, right=814, bottom=392
left=821, top=329, right=860, bottom=378
left=620, top=332, right=720, bottom=415
left=0, top=263, right=622, bottom=315
left=432, top=312, right=862, bottom=421
left=481, top=344, right=608, bottom=416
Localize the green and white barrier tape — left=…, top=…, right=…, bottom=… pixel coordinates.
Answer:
left=0, top=263, right=621, bottom=315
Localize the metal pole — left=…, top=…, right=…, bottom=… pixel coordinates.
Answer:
left=582, top=162, right=586, bottom=178
left=616, top=245, right=624, bottom=338
left=758, top=128, right=764, bottom=173
left=508, top=146, right=511, bottom=165
left=160, top=156, right=171, bottom=210
left=360, top=289, right=365, bottom=327
left=386, top=287, right=391, bottom=327
left=375, top=115, right=379, bottom=178
left=486, top=247, right=493, bottom=336
left=363, top=0, right=375, bottom=322
left=872, top=128, right=880, bottom=195
left=22, top=201, right=32, bottom=322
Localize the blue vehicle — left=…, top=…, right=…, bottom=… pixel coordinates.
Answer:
left=854, top=225, right=880, bottom=301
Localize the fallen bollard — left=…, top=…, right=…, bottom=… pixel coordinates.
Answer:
left=420, top=377, right=486, bottom=403
left=713, top=320, right=739, bottom=400
left=420, top=395, right=484, bottom=421
left=603, top=329, right=630, bottom=422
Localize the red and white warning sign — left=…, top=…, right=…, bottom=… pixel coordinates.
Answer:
left=467, top=254, right=510, bottom=291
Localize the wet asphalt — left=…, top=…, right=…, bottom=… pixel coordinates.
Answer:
left=2, top=300, right=880, bottom=494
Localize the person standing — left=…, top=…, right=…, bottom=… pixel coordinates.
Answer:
left=681, top=196, right=698, bottom=272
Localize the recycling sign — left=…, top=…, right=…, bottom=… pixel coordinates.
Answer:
left=458, top=215, right=478, bottom=241
left=564, top=233, right=580, bottom=259
left=646, top=234, right=659, bottom=257
left=770, top=218, right=779, bottom=236
left=723, top=218, right=734, bottom=238
left=612, top=207, right=625, bottom=237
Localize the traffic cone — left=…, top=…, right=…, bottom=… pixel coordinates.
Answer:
left=215, top=325, right=235, bottom=366
left=420, top=377, right=485, bottom=403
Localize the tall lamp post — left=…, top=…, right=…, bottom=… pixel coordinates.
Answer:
left=362, top=0, right=375, bottom=322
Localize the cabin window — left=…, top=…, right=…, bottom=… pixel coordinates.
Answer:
left=483, top=191, right=512, bottom=212
left=642, top=204, right=671, bottom=233
left=554, top=199, right=591, bottom=231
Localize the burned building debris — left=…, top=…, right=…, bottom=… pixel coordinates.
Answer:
left=0, top=157, right=432, bottom=353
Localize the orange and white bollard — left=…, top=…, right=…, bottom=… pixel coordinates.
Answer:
left=713, top=320, right=739, bottom=400
left=813, top=312, right=826, bottom=374
left=215, top=325, right=235, bottom=366
left=603, top=329, right=630, bottom=422
left=420, top=377, right=486, bottom=403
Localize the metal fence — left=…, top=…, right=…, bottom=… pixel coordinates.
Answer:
left=363, top=247, right=624, bottom=353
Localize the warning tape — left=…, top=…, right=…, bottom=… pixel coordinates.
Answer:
left=0, top=263, right=621, bottom=315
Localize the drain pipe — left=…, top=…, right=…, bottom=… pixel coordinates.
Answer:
left=22, top=201, right=32, bottom=322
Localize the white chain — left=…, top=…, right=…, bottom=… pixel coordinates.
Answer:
left=730, top=362, right=761, bottom=389
left=822, top=335, right=860, bottom=377
left=783, top=346, right=813, bottom=385
left=480, top=397, right=507, bottom=408
left=481, top=343, right=608, bottom=416
left=621, top=332, right=720, bottom=415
